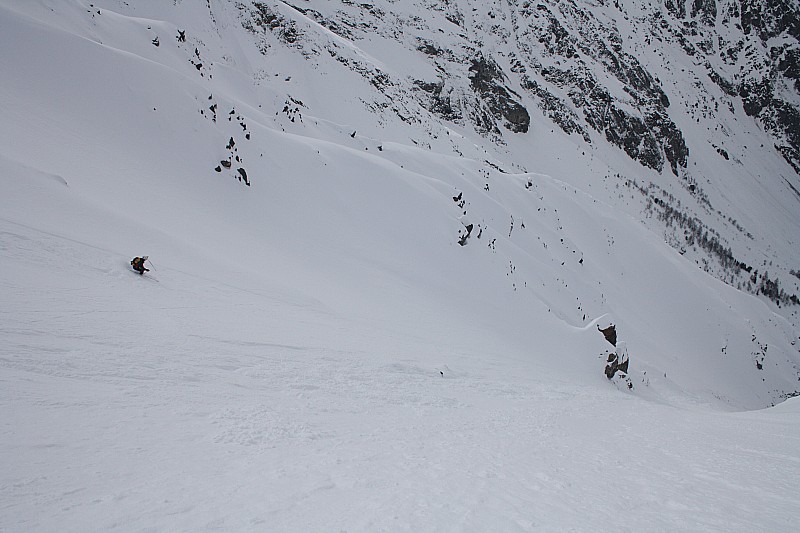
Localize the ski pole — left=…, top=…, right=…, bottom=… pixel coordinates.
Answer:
left=147, top=259, right=156, bottom=271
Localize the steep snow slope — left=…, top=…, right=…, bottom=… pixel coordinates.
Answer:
left=1, top=0, right=799, bottom=530
left=3, top=156, right=800, bottom=530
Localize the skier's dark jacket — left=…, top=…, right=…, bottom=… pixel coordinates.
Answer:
left=131, top=257, right=149, bottom=274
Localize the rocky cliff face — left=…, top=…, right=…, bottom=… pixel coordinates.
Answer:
left=241, top=0, right=798, bottom=173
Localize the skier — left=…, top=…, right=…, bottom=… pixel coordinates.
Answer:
left=131, top=256, right=150, bottom=275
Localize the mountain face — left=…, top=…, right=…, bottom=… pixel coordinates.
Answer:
left=243, top=0, right=800, bottom=172
left=3, top=1, right=800, bottom=528
left=241, top=0, right=800, bottom=172
left=239, top=0, right=800, bottom=172
left=1, top=0, right=799, bottom=404
left=236, top=0, right=800, bottom=307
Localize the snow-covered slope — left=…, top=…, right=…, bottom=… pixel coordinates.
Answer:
left=1, top=0, right=799, bottom=530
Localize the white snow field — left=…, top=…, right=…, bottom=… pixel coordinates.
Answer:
left=1, top=0, right=799, bottom=531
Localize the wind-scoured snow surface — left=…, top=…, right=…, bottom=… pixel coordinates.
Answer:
left=1, top=0, right=799, bottom=530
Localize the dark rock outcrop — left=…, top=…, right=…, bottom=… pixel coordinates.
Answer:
left=598, top=324, right=617, bottom=347
left=469, top=56, right=530, bottom=134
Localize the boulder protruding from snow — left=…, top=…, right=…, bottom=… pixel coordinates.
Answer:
left=598, top=324, right=617, bottom=347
